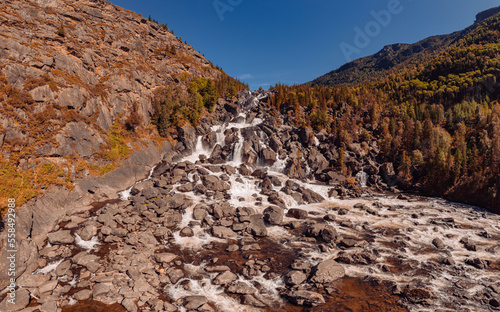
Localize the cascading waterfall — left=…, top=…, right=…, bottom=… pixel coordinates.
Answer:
left=231, top=129, right=244, bottom=164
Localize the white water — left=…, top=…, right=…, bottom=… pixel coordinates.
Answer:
left=119, top=164, right=157, bottom=200
left=98, top=92, right=500, bottom=311
left=34, top=259, right=64, bottom=274
left=74, top=233, right=100, bottom=251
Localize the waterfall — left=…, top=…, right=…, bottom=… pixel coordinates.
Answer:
left=232, top=129, right=244, bottom=164
left=355, top=170, right=368, bottom=187
left=119, top=164, right=157, bottom=200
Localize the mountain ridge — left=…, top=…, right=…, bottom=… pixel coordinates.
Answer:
left=310, top=6, right=500, bottom=87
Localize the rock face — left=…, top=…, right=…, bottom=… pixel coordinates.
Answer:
left=0, top=0, right=226, bottom=218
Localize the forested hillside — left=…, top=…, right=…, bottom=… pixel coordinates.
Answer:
left=270, top=10, right=500, bottom=211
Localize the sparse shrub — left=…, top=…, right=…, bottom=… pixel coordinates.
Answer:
left=56, top=26, right=65, bottom=37
left=125, top=104, right=142, bottom=132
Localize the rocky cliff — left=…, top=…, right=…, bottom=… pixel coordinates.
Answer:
left=0, top=0, right=227, bottom=209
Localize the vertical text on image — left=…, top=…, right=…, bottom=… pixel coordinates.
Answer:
left=6, top=198, right=17, bottom=304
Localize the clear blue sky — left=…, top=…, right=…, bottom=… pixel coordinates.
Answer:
left=109, top=0, right=499, bottom=90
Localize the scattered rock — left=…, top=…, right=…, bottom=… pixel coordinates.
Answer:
left=263, top=206, right=284, bottom=225
left=47, top=230, right=74, bottom=244
left=283, top=290, right=325, bottom=307
left=310, top=259, right=345, bottom=284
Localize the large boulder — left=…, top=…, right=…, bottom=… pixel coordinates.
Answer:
left=283, top=290, right=325, bottom=307
left=306, top=223, right=337, bottom=243
left=300, top=188, right=325, bottom=204
left=310, top=259, right=345, bottom=284
left=47, top=230, right=74, bottom=244
left=212, top=226, right=237, bottom=239
left=203, top=175, right=230, bottom=192
left=247, top=214, right=267, bottom=237
left=242, top=142, right=258, bottom=165
left=261, top=147, right=277, bottom=166
left=178, top=124, right=197, bottom=152
left=263, top=206, right=284, bottom=225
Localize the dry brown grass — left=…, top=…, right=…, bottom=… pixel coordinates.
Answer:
left=51, top=68, right=87, bottom=88
left=23, top=74, right=59, bottom=92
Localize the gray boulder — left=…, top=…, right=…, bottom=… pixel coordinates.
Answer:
left=47, top=230, right=74, bottom=244
left=263, top=206, right=284, bottom=225
left=247, top=214, right=267, bottom=237
left=310, top=259, right=345, bottom=284
left=283, top=290, right=325, bottom=307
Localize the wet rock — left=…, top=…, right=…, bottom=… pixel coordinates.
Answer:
left=262, top=147, right=276, bottom=165
left=285, top=158, right=308, bottom=180
left=268, top=192, right=287, bottom=208
left=213, top=271, right=237, bottom=286
left=167, top=268, right=184, bottom=284
left=212, top=202, right=236, bottom=219
left=247, top=214, right=268, bottom=237
left=212, top=226, right=237, bottom=239
left=79, top=224, right=98, bottom=241
left=251, top=168, right=268, bottom=179
left=286, top=208, right=308, bottom=219
left=310, top=259, right=345, bottom=284
left=263, top=206, right=284, bottom=225
left=301, top=188, right=325, bottom=203
left=490, top=298, right=500, bottom=308
left=210, top=144, right=226, bottom=164
left=194, top=183, right=208, bottom=194
left=193, top=206, right=208, bottom=220
left=284, top=270, right=307, bottom=285
left=203, top=175, right=230, bottom=192
left=238, top=164, right=252, bottom=175
left=283, top=289, right=325, bottom=307
left=306, top=223, right=337, bottom=243
left=178, top=182, right=194, bottom=192
left=242, top=142, right=258, bottom=165
left=165, top=193, right=191, bottom=209
left=178, top=124, right=197, bottom=152
left=92, top=282, right=112, bottom=297
left=228, top=282, right=256, bottom=295
left=40, top=301, right=58, bottom=312
left=184, top=296, right=208, bottom=310
left=242, top=295, right=266, bottom=308
left=180, top=227, right=194, bottom=237
left=432, top=238, right=446, bottom=249
left=269, top=134, right=282, bottom=152
left=47, top=230, right=74, bottom=244
left=291, top=260, right=313, bottom=272
left=465, top=258, right=489, bottom=269
left=403, top=287, right=434, bottom=304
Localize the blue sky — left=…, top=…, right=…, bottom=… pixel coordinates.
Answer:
left=110, top=0, right=500, bottom=90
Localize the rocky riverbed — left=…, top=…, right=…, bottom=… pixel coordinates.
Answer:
left=2, top=91, right=499, bottom=312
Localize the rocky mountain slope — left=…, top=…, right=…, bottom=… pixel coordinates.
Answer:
left=1, top=91, right=499, bottom=312
left=0, top=0, right=229, bottom=210
left=309, top=6, right=500, bottom=87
